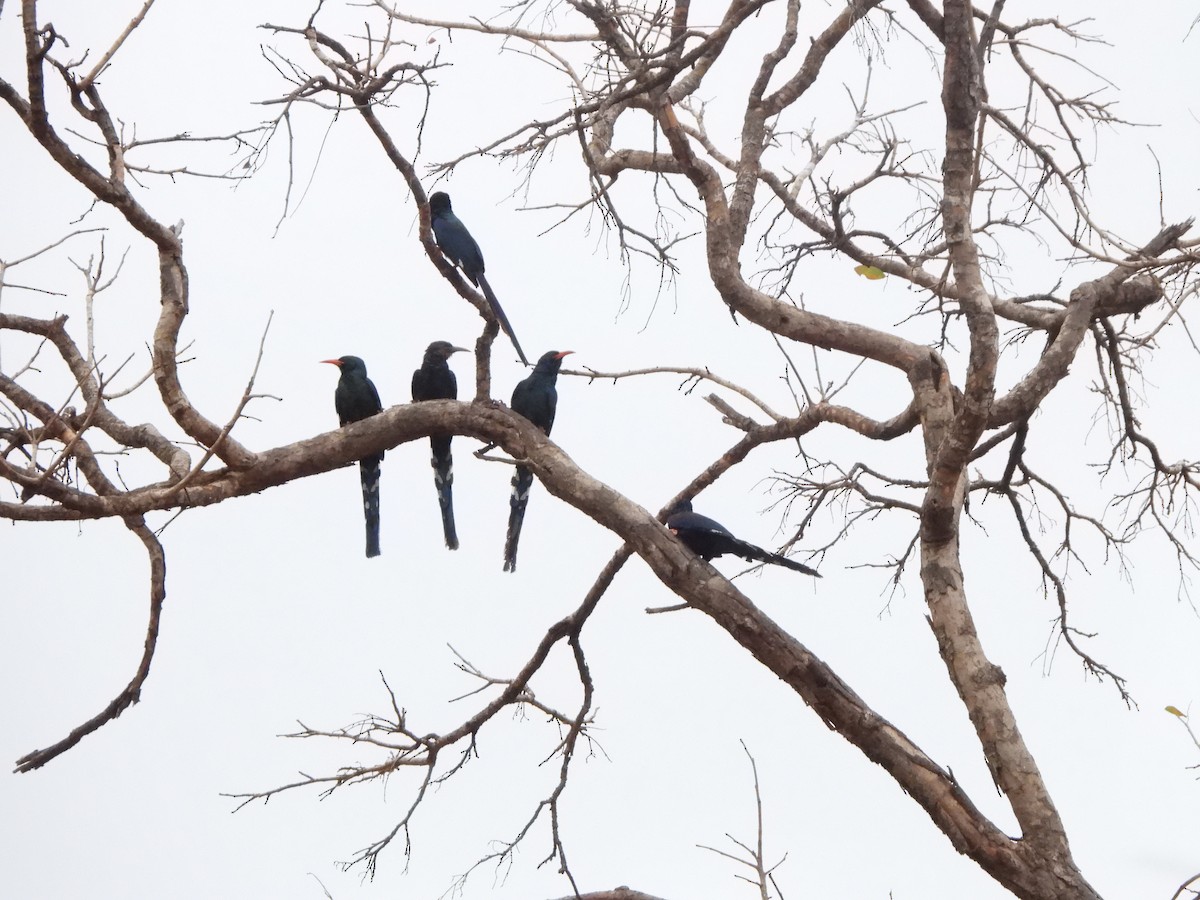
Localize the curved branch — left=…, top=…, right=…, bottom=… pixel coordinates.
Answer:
left=14, top=515, right=166, bottom=772
left=990, top=223, right=1191, bottom=427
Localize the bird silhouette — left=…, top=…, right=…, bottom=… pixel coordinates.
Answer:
left=322, top=356, right=384, bottom=558
left=504, top=350, right=573, bottom=572
left=412, top=340, right=469, bottom=550
left=429, top=191, right=529, bottom=366
left=666, top=499, right=820, bottom=577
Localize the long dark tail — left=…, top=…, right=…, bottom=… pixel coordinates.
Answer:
left=477, top=272, right=529, bottom=366
left=359, top=453, right=382, bottom=558
left=503, top=464, right=534, bottom=572
left=431, top=435, right=458, bottom=550
left=731, top=536, right=819, bottom=577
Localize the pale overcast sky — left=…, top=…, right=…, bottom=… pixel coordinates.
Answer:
left=2, top=2, right=1198, bottom=898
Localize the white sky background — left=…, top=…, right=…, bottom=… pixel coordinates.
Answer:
left=1, top=1, right=1198, bottom=898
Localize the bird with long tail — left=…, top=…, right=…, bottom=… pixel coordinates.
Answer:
left=666, top=499, right=820, bottom=577
left=411, top=340, right=469, bottom=550
left=322, top=355, right=384, bottom=558
left=504, top=350, right=572, bottom=572
left=428, top=191, right=529, bottom=366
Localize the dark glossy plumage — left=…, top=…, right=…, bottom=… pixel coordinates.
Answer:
left=429, top=191, right=529, bottom=366
left=412, top=341, right=468, bottom=550
left=666, top=499, right=820, bottom=577
left=323, top=355, right=384, bottom=558
left=504, top=350, right=573, bottom=572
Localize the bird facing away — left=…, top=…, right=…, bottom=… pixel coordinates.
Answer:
left=322, top=356, right=384, bottom=558
left=666, top=499, right=820, bottom=577
left=428, top=191, right=529, bottom=366
left=411, top=340, right=469, bottom=550
left=504, top=350, right=573, bottom=572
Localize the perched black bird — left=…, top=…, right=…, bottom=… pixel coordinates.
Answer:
left=504, top=350, right=573, bottom=572
left=322, top=356, right=384, bottom=558
left=412, top=340, right=469, bottom=550
left=428, top=191, right=529, bottom=366
left=666, top=500, right=820, bottom=577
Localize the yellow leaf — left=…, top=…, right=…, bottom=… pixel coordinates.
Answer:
left=1165, top=705, right=1186, bottom=717
left=854, top=264, right=885, bottom=281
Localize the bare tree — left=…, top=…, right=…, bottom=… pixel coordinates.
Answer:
left=3, top=1, right=1198, bottom=899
